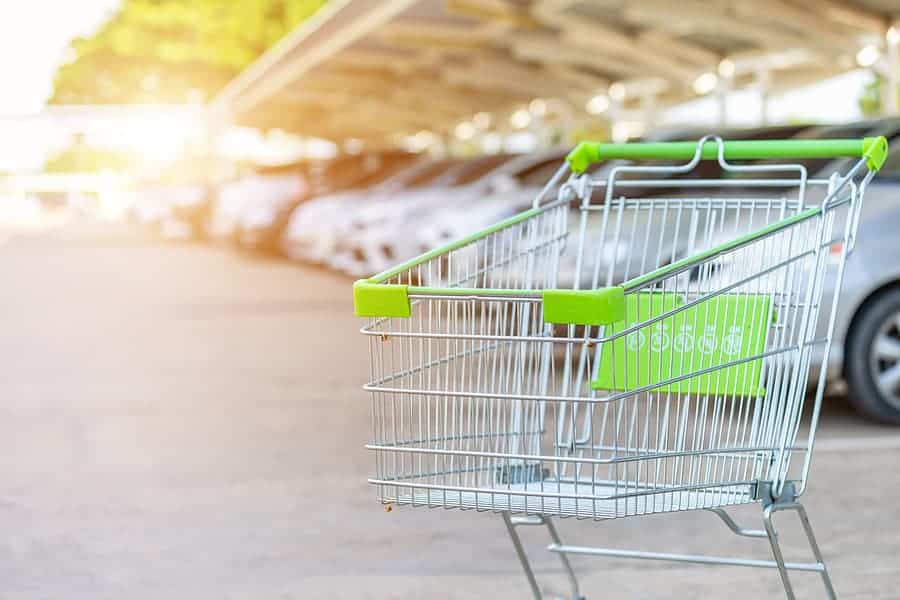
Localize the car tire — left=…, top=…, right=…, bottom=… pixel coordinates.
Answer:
left=845, top=286, right=900, bottom=425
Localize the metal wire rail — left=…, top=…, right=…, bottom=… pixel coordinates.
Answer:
left=353, top=135, right=887, bottom=599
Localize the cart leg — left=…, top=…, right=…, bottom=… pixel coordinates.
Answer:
left=795, top=504, right=838, bottom=599
left=543, top=517, right=582, bottom=599
left=502, top=513, right=584, bottom=600
left=502, top=513, right=543, bottom=600
left=762, top=505, right=796, bottom=600
left=762, top=501, right=837, bottom=600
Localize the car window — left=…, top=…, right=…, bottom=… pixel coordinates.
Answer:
left=346, top=159, right=412, bottom=189
left=447, top=155, right=513, bottom=185
left=312, top=154, right=414, bottom=193
left=515, top=160, right=564, bottom=187
left=403, top=160, right=458, bottom=188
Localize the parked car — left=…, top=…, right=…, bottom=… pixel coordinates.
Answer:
left=558, top=119, right=900, bottom=424
left=799, top=118, right=900, bottom=424
left=551, top=124, right=815, bottom=287
left=130, top=157, right=226, bottom=240
left=404, top=127, right=809, bottom=287
left=130, top=184, right=205, bottom=237
left=236, top=151, right=417, bottom=253
left=327, top=153, right=520, bottom=277
left=165, top=184, right=216, bottom=240
left=281, top=157, right=460, bottom=263
left=130, top=186, right=173, bottom=227
left=206, top=168, right=307, bottom=245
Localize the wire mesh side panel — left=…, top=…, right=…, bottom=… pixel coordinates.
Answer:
left=366, top=205, right=569, bottom=510
left=364, top=179, right=855, bottom=520
left=553, top=193, right=845, bottom=517
left=577, top=195, right=804, bottom=290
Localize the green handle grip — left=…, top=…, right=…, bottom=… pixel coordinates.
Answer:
left=566, top=137, right=888, bottom=174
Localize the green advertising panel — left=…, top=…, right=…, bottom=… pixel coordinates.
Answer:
left=592, top=292, right=772, bottom=396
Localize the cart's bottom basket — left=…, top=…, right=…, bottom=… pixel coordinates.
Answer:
left=374, top=478, right=757, bottom=520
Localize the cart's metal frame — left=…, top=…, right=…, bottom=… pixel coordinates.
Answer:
left=354, top=136, right=886, bottom=599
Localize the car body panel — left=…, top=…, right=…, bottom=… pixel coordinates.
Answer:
left=237, top=152, right=417, bottom=252
left=282, top=158, right=458, bottom=262
left=816, top=185, right=900, bottom=379
left=330, top=150, right=569, bottom=277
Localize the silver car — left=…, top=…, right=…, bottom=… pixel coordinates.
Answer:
left=328, top=154, right=517, bottom=277
left=281, top=157, right=458, bottom=263
left=810, top=119, right=900, bottom=424
left=572, top=120, right=900, bottom=424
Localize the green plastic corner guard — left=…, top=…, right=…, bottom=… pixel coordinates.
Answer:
left=542, top=287, right=625, bottom=326
left=353, top=280, right=410, bottom=318
left=864, top=135, right=889, bottom=172
left=566, top=137, right=889, bottom=174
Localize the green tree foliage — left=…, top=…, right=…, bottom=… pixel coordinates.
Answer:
left=50, top=0, right=327, bottom=104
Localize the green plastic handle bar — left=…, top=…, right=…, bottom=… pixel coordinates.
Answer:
left=353, top=280, right=627, bottom=326
left=566, top=137, right=888, bottom=174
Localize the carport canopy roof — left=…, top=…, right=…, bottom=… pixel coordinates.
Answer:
left=211, top=0, right=900, bottom=143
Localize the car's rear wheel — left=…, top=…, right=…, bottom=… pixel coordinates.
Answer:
left=846, top=286, right=900, bottom=425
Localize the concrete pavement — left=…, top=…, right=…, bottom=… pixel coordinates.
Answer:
left=1, top=225, right=898, bottom=599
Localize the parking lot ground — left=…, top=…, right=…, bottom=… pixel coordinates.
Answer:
left=1, top=224, right=899, bottom=599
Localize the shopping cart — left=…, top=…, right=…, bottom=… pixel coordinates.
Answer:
left=352, top=135, right=887, bottom=599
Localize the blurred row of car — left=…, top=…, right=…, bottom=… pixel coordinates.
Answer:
left=132, top=148, right=572, bottom=274
left=128, top=119, right=900, bottom=425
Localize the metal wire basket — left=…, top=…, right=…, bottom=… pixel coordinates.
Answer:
left=353, top=135, right=887, bottom=599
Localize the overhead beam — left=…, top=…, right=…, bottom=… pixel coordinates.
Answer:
left=376, top=21, right=499, bottom=50
left=552, top=67, right=610, bottom=95
left=622, top=1, right=823, bottom=52
left=284, top=96, right=440, bottom=131
left=562, top=25, right=699, bottom=83
left=288, top=71, right=417, bottom=95
left=509, top=34, right=646, bottom=79
left=294, top=70, right=522, bottom=112
left=257, top=89, right=442, bottom=131
left=275, top=83, right=521, bottom=135
left=212, top=0, right=419, bottom=120
left=531, top=1, right=709, bottom=82
left=733, top=0, right=863, bottom=54
left=444, top=0, right=539, bottom=28
left=442, top=55, right=594, bottom=100
left=635, top=30, right=720, bottom=69
left=791, top=0, right=889, bottom=35
left=327, top=49, right=430, bottom=76
left=280, top=111, right=428, bottom=139
left=389, top=85, right=521, bottom=118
